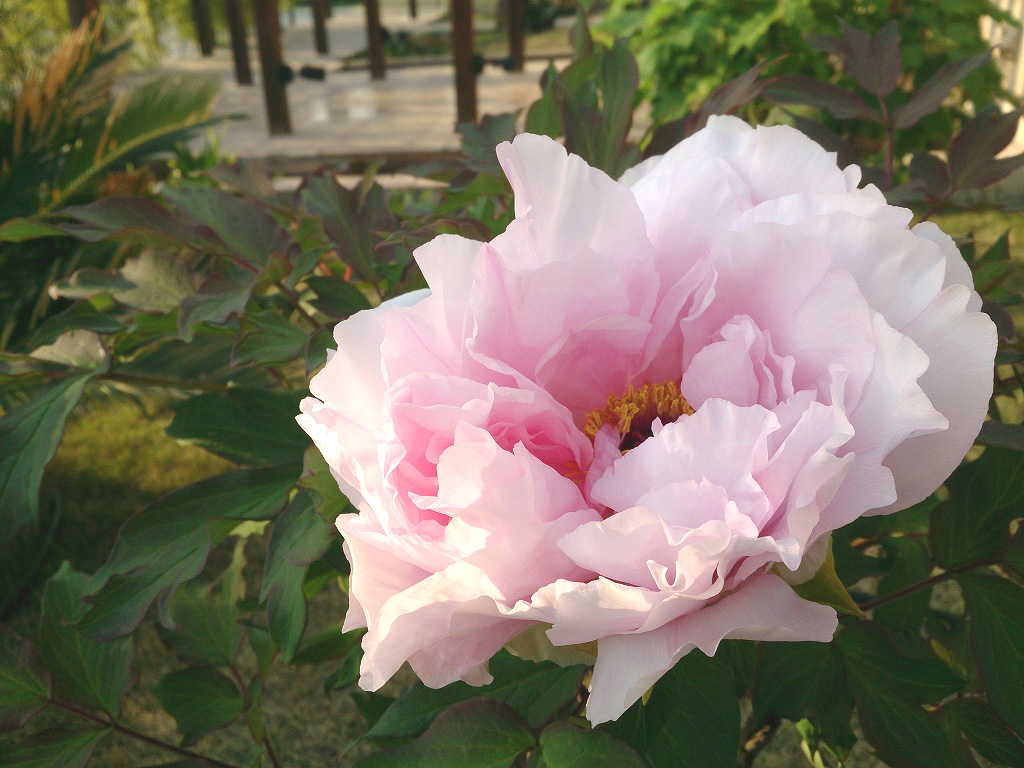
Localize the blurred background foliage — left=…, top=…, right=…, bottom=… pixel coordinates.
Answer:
left=2, top=3, right=1024, bottom=768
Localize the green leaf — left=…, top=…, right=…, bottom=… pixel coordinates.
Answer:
left=161, top=185, right=293, bottom=271
left=714, top=640, right=756, bottom=698
left=30, top=302, right=126, bottom=347
left=152, top=666, right=244, bottom=746
left=0, top=372, right=93, bottom=540
left=351, top=691, right=395, bottom=730
left=873, top=537, right=933, bottom=633
left=304, top=326, right=334, bottom=374
left=0, top=728, right=108, bottom=768
left=525, top=66, right=562, bottom=138
left=78, top=465, right=296, bottom=639
left=604, top=651, right=739, bottom=768
left=177, top=276, right=251, bottom=341
left=0, top=641, right=50, bottom=729
left=752, top=643, right=853, bottom=750
left=787, top=539, right=864, bottom=617
left=323, top=641, right=363, bottom=697
left=166, top=389, right=308, bottom=467
left=265, top=564, right=305, bottom=663
left=943, top=698, right=1024, bottom=768
left=158, top=540, right=246, bottom=666
left=59, top=196, right=222, bottom=251
left=836, top=623, right=962, bottom=768
left=0, top=217, right=66, bottom=242
left=536, top=722, right=647, bottom=768
left=299, top=171, right=394, bottom=283
left=293, top=626, right=362, bottom=665
left=39, top=564, right=133, bottom=717
left=304, top=276, right=371, bottom=318
left=960, top=574, right=1024, bottom=734
left=931, top=447, right=1024, bottom=568
left=260, top=492, right=329, bottom=662
left=355, top=698, right=535, bottom=768
left=231, top=311, right=309, bottom=367
left=299, top=445, right=351, bottom=519
left=835, top=622, right=966, bottom=704
left=369, top=651, right=586, bottom=739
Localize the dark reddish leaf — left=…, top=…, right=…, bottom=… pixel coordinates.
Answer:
left=766, top=75, right=877, bottom=120
left=813, top=20, right=902, bottom=98
left=949, top=106, right=1024, bottom=189
left=894, top=51, right=991, bottom=130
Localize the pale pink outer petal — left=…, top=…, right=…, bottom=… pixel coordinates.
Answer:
left=655, top=116, right=850, bottom=203
left=494, top=133, right=654, bottom=279
left=912, top=221, right=983, bottom=309
left=584, top=573, right=838, bottom=724
left=360, top=506, right=598, bottom=688
left=297, top=289, right=427, bottom=518
left=630, top=155, right=752, bottom=287
left=871, top=284, right=996, bottom=514
left=336, top=512, right=440, bottom=633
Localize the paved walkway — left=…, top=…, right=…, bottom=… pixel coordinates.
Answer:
left=156, top=0, right=569, bottom=166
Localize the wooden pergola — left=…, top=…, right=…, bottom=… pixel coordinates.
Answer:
left=71, top=0, right=527, bottom=137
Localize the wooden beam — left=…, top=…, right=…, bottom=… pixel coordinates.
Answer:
left=364, top=0, right=387, bottom=80
left=312, top=0, right=330, bottom=54
left=450, top=0, right=477, bottom=124
left=251, top=0, right=292, bottom=135
left=506, top=0, right=524, bottom=72
left=191, top=0, right=216, bottom=56
left=225, top=0, right=253, bottom=84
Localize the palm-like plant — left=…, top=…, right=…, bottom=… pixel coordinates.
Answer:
left=0, top=13, right=222, bottom=349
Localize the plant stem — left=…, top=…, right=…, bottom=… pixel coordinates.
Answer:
left=274, top=280, right=318, bottom=327
left=263, top=736, right=283, bottom=768
left=267, top=366, right=293, bottom=390
left=50, top=700, right=245, bottom=768
left=101, top=370, right=230, bottom=393
left=879, top=97, right=895, bottom=189
left=859, top=561, right=996, bottom=612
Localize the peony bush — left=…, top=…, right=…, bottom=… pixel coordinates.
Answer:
left=2, top=19, right=1024, bottom=768
left=299, top=118, right=995, bottom=724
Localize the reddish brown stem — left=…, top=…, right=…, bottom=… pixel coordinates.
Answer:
left=49, top=700, right=244, bottom=768
left=860, top=561, right=996, bottom=612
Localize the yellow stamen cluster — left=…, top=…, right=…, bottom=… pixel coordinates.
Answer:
left=583, top=381, right=694, bottom=443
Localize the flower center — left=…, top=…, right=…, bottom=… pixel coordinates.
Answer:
left=583, top=381, right=694, bottom=450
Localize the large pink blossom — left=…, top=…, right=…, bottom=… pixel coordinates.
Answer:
left=297, top=116, right=996, bottom=724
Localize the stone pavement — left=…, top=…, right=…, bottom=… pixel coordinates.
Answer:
left=156, top=0, right=569, bottom=167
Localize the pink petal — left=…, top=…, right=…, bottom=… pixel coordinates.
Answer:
left=874, top=285, right=996, bottom=513
left=584, top=573, right=838, bottom=724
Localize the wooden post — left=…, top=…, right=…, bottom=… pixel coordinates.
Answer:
left=251, top=0, right=292, bottom=135
left=191, top=0, right=216, bottom=56
left=67, top=0, right=100, bottom=28
left=312, top=0, right=330, bottom=54
left=225, top=0, right=253, bottom=84
left=506, top=0, right=524, bottom=72
left=364, top=0, right=387, bottom=80
left=408, top=0, right=417, bottom=19
left=451, top=0, right=477, bottom=124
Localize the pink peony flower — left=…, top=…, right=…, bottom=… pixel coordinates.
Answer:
left=297, top=116, right=996, bottom=724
